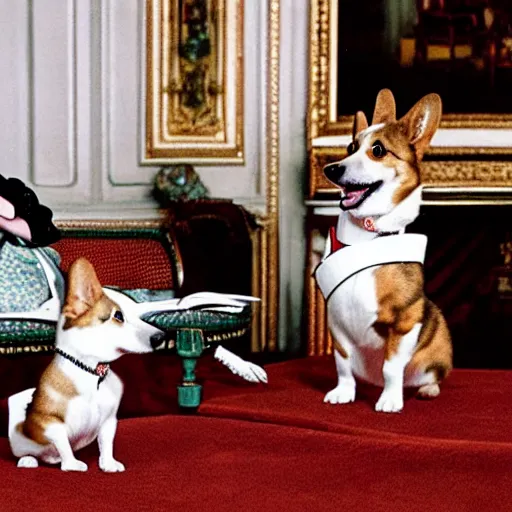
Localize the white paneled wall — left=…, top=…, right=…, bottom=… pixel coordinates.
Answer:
left=32, top=0, right=78, bottom=188
left=0, top=2, right=29, bottom=187
left=0, top=0, right=92, bottom=205
left=0, top=0, right=275, bottom=215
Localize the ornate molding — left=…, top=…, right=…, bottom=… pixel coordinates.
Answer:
left=305, top=224, right=333, bottom=356
left=422, top=161, right=512, bottom=187
left=264, top=0, right=280, bottom=351
left=55, top=218, right=165, bottom=231
left=440, top=114, right=512, bottom=129
left=310, top=147, right=512, bottom=199
left=145, top=0, right=244, bottom=163
left=307, top=0, right=330, bottom=143
left=308, top=147, right=346, bottom=197
left=308, top=0, right=512, bottom=141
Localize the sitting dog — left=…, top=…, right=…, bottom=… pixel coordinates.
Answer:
left=8, top=257, right=267, bottom=471
left=8, top=258, right=167, bottom=472
left=315, top=89, right=452, bottom=413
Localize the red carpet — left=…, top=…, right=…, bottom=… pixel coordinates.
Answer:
left=1, top=357, right=511, bottom=511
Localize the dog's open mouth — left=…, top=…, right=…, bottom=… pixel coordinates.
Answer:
left=339, top=181, right=382, bottom=210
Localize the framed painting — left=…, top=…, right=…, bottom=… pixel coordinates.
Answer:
left=144, top=0, right=244, bottom=164
left=308, top=0, right=512, bottom=201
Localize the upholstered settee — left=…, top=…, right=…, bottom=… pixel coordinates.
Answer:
left=0, top=214, right=511, bottom=511
left=0, top=206, right=258, bottom=410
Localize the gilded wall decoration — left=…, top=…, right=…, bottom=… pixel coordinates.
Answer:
left=308, top=0, right=512, bottom=199
left=309, top=0, right=512, bottom=138
left=145, top=0, right=244, bottom=163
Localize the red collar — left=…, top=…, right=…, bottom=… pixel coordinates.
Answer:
left=329, top=226, right=345, bottom=253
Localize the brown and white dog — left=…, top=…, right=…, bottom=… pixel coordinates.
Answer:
left=8, top=258, right=167, bottom=472
left=8, top=257, right=267, bottom=471
left=315, top=89, right=452, bottom=413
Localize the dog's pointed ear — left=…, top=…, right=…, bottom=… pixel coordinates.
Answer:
left=372, top=89, right=396, bottom=125
left=63, top=258, right=103, bottom=319
left=399, top=93, right=442, bottom=161
left=353, top=111, right=368, bottom=139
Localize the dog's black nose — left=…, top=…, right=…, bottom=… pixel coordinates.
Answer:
left=150, top=332, right=168, bottom=350
left=323, top=162, right=346, bottom=185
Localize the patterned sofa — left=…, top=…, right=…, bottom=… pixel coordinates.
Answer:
left=0, top=212, right=255, bottom=424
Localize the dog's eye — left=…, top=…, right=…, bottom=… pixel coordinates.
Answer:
left=112, top=310, right=124, bottom=323
left=347, top=141, right=358, bottom=155
left=372, top=141, right=387, bottom=158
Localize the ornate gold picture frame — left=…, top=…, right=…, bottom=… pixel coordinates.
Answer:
left=144, top=0, right=244, bottom=164
left=308, top=0, right=512, bottom=201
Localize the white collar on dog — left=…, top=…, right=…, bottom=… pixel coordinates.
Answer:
left=336, top=186, right=423, bottom=246
left=315, top=233, right=427, bottom=301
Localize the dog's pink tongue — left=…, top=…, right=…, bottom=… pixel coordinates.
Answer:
left=342, top=188, right=368, bottom=208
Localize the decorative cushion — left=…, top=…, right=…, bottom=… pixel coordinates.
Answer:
left=0, top=240, right=61, bottom=314
left=52, top=237, right=175, bottom=290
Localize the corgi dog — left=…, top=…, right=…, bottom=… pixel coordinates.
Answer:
left=315, top=89, right=452, bottom=413
left=8, top=257, right=267, bottom=471
left=8, top=257, right=168, bottom=472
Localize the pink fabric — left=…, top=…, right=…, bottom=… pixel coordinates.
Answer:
left=0, top=197, right=15, bottom=220
left=0, top=217, right=31, bottom=242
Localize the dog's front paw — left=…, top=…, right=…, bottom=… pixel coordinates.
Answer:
left=237, top=361, right=268, bottom=383
left=99, top=457, right=125, bottom=473
left=214, top=346, right=268, bottom=383
left=375, top=389, right=403, bottom=413
left=324, top=382, right=356, bottom=404
left=61, top=459, right=88, bottom=472
left=17, top=456, right=39, bottom=469
left=224, top=359, right=267, bottom=383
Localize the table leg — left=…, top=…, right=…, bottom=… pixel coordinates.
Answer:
left=175, top=329, right=204, bottom=409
